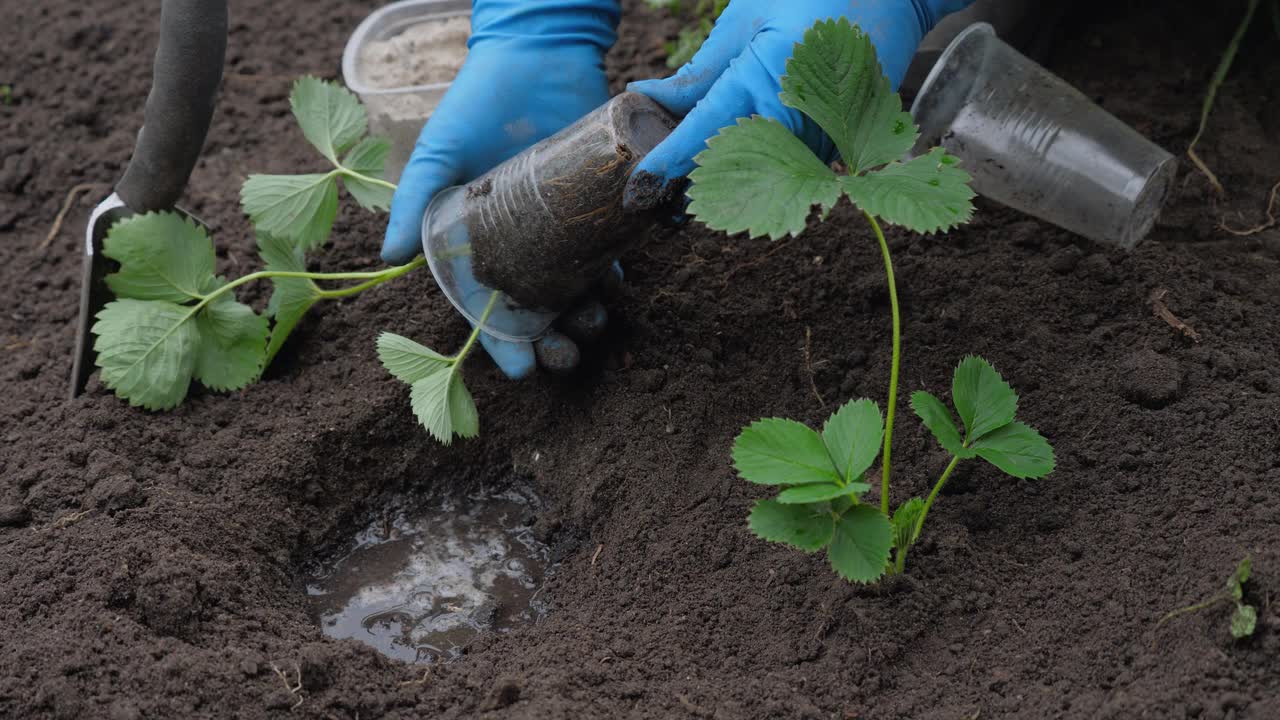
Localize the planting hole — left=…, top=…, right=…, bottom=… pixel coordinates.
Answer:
left=305, top=484, right=549, bottom=663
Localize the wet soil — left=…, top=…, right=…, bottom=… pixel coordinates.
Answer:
left=2, top=1, right=1280, bottom=718
left=305, top=483, right=548, bottom=665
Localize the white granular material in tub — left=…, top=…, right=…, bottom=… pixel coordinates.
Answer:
left=359, top=15, right=471, bottom=89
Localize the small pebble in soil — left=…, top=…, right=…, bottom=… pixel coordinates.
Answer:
left=0, top=504, right=31, bottom=527
left=1116, top=348, right=1183, bottom=409
left=89, top=475, right=145, bottom=513
left=1048, top=245, right=1083, bottom=274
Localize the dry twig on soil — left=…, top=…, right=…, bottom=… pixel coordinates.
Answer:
left=400, top=670, right=431, bottom=686
left=1220, top=180, right=1280, bottom=236
left=803, top=326, right=828, bottom=407
left=50, top=509, right=92, bottom=530
left=270, top=662, right=304, bottom=710
left=719, top=239, right=792, bottom=289
left=1149, top=288, right=1202, bottom=342
left=41, top=183, right=107, bottom=249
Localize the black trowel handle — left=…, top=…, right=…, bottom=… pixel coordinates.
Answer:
left=115, top=0, right=228, bottom=212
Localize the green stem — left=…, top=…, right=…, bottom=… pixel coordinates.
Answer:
left=181, top=256, right=426, bottom=327
left=338, top=167, right=399, bottom=193
left=314, top=256, right=426, bottom=299
left=914, top=455, right=961, bottom=542
left=865, top=212, right=901, bottom=516
left=1156, top=594, right=1231, bottom=630
left=451, top=291, right=501, bottom=370
left=895, top=454, right=962, bottom=573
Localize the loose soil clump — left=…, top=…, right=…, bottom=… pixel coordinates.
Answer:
left=1, top=1, right=1278, bottom=718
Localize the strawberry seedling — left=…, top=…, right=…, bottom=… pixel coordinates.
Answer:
left=1156, top=555, right=1258, bottom=641
left=692, top=19, right=1054, bottom=582
left=92, top=78, right=487, bottom=444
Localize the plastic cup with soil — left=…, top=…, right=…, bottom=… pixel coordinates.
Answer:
left=422, top=92, right=677, bottom=342
left=342, top=0, right=471, bottom=181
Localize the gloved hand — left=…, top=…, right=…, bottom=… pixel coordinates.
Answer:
left=383, top=0, right=622, bottom=380
left=625, top=0, right=976, bottom=209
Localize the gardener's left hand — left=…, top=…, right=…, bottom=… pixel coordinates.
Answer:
left=383, top=0, right=622, bottom=380
left=624, top=0, right=975, bottom=210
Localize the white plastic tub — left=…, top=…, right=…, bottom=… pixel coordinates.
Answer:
left=342, top=0, right=471, bottom=181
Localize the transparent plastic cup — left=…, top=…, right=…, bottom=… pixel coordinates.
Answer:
left=423, top=93, right=676, bottom=342
left=909, top=23, right=1177, bottom=249
left=342, top=0, right=471, bottom=182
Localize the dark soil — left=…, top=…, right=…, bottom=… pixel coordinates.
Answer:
left=3, top=1, right=1279, bottom=718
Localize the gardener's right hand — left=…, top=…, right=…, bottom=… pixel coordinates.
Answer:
left=382, top=0, right=621, bottom=380
left=625, top=0, right=976, bottom=210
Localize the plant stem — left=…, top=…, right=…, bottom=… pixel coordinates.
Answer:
left=1156, top=594, right=1231, bottom=630
left=865, top=212, right=901, bottom=516
left=179, top=257, right=426, bottom=329
left=451, top=291, right=501, bottom=369
left=894, top=454, right=961, bottom=573
left=314, top=256, right=426, bottom=299
left=913, top=455, right=961, bottom=541
left=338, top=167, right=399, bottom=193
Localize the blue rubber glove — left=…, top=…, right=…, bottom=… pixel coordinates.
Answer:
left=625, top=0, right=976, bottom=209
left=383, top=0, right=622, bottom=380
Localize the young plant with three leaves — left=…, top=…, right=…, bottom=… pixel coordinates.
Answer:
left=1156, top=555, right=1258, bottom=641
left=91, top=212, right=422, bottom=410
left=375, top=291, right=498, bottom=445
left=695, top=19, right=1053, bottom=582
left=93, top=78, right=495, bottom=444
left=734, top=399, right=891, bottom=581
left=241, top=77, right=398, bottom=250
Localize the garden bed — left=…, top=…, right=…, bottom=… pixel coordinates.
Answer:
left=2, top=0, right=1279, bottom=717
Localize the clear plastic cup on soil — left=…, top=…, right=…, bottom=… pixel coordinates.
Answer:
left=342, top=0, right=471, bottom=181
left=423, top=92, right=676, bottom=342
left=910, top=23, right=1177, bottom=250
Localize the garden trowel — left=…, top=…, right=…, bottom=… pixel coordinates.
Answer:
left=69, top=0, right=228, bottom=399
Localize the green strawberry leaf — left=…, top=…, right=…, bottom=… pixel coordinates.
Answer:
left=376, top=332, right=452, bottom=382
left=732, top=417, right=842, bottom=486
left=241, top=173, right=340, bottom=251
left=969, top=421, right=1055, bottom=479
left=193, top=292, right=268, bottom=391
left=828, top=504, right=893, bottom=583
left=910, top=390, right=972, bottom=457
left=748, top=499, right=835, bottom=552
left=409, top=364, right=479, bottom=445
left=776, top=482, right=869, bottom=505
left=1229, top=555, right=1252, bottom=601
left=891, top=497, right=925, bottom=551
left=342, top=136, right=394, bottom=212
left=688, top=116, right=842, bottom=241
left=1231, top=604, right=1257, bottom=639
left=291, top=76, right=367, bottom=165
left=951, top=356, right=1019, bottom=442
left=376, top=333, right=477, bottom=445
left=841, top=148, right=976, bottom=234
left=257, top=234, right=323, bottom=367
left=820, top=398, right=884, bottom=484
left=779, top=17, right=918, bottom=173
left=91, top=299, right=199, bottom=410
left=103, top=212, right=217, bottom=302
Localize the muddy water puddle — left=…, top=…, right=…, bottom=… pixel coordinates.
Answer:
left=305, top=485, right=549, bottom=663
